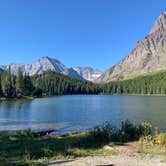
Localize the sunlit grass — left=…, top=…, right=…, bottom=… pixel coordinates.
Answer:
left=1, top=121, right=166, bottom=165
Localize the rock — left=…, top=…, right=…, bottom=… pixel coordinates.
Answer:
left=72, top=67, right=102, bottom=82
left=103, top=145, right=114, bottom=151
left=2, top=56, right=84, bottom=80
left=1, top=56, right=102, bottom=81
left=97, top=11, right=166, bottom=82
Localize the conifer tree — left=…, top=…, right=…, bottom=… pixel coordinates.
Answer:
left=24, top=72, right=34, bottom=96
left=15, top=67, right=24, bottom=96
left=1, top=66, right=15, bottom=98
left=0, top=76, right=3, bottom=97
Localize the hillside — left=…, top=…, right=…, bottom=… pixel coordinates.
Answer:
left=0, top=69, right=100, bottom=98
left=1, top=56, right=83, bottom=80
left=0, top=68, right=3, bottom=74
left=1, top=57, right=103, bottom=81
left=32, top=71, right=100, bottom=96
left=72, top=67, right=102, bottom=82
left=102, top=70, right=166, bottom=95
left=97, top=11, right=166, bottom=82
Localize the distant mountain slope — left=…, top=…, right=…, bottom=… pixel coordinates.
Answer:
left=103, top=70, right=166, bottom=95
left=97, top=11, right=166, bottom=82
left=1, top=56, right=103, bottom=81
left=2, top=56, right=83, bottom=80
left=0, top=68, right=3, bottom=74
left=72, top=67, right=102, bottom=82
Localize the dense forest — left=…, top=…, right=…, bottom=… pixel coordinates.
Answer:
left=31, top=71, right=100, bottom=96
left=1, top=68, right=166, bottom=99
left=0, top=68, right=100, bottom=98
left=0, top=67, right=35, bottom=98
left=102, top=71, right=166, bottom=95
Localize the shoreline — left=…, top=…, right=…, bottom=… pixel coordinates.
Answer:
left=1, top=93, right=166, bottom=102
left=0, top=128, right=90, bottom=137
left=1, top=121, right=166, bottom=165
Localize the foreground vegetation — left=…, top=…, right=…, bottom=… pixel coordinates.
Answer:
left=1, top=121, right=166, bottom=165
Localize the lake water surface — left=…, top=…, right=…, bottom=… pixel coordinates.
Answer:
left=0, top=95, right=166, bottom=133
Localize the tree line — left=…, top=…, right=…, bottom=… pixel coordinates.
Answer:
left=0, top=67, right=34, bottom=98
left=1, top=68, right=166, bottom=99
left=31, top=70, right=100, bottom=96
left=0, top=68, right=101, bottom=98
left=102, top=71, right=166, bottom=95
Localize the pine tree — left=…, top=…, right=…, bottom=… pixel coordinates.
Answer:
left=1, top=66, right=15, bottom=98
left=24, top=73, right=34, bottom=96
left=0, top=76, right=3, bottom=97
left=15, top=67, right=24, bottom=96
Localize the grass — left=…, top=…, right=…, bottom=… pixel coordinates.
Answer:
left=1, top=121, right=166, bottom=165
left=135, top=138, right=166, bottom=157
left=0, top=130, right=116, bottom=166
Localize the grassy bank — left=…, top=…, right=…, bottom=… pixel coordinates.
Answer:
left=0, top=96, right=35, bottom=101
left=1, top=121, right=166, bottom=166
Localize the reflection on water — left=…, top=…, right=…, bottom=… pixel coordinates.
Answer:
left=0, top=95, right=166, bottom=132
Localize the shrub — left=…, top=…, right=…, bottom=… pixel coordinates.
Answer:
left=120, top=120, right=140, bottom=142
left=33, top=88, right=42, bottom=97
left=89, top=120, right=154, bottom=143
left=40, top=148, right=53, bottom=157
left=139, top=122, right=153, bottom=137
left=154, top=132, right=166, bottom=145
left=91, top=122, right=114, bottom=142
left=16, top=129, right=34, bottom=137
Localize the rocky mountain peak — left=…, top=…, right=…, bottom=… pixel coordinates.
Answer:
left=150, top=11, right=166, bottom=34
left=38, top=56, right=66, bottom=73
left=1, top=56, right=83, bottom=80
left=0, top=56, right=102, bottom=82
left=73, top=66, right=102, bottom=82
left=97, top=11, right=166, bottom=82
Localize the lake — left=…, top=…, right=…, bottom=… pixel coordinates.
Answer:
left=0, top=95, right=166, bottom=134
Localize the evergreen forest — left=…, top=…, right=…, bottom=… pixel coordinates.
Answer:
left=1, top=68, right=166, bottom=99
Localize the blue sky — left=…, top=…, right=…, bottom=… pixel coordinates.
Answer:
left=0, top=0, right=165, bottom=71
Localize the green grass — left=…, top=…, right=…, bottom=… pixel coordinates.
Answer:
left=0, top=130, right=116, bottom=166
left=0, top=121, right=166, bottom=166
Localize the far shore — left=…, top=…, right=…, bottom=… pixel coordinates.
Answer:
left=1, top=93, right=166, bottom=102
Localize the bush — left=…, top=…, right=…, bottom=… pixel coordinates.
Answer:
left=33, top=88, right=42, bottom=97
left=91, top=122, right=114, bottom=142
left=90, top=120, right=150, bottom=143
left=119, top=120, right=143, bottom=142
left=154, top=132, right=166, bottom=145
left=139, top=122, right=153, bottom=137
left=16, top=129, right=34, bottom=137
left=40, top=148, right=53, bottom=157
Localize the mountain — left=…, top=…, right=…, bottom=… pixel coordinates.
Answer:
left=0, top=68, right=4, bottom=74
left=97, top=11, right=166, bottom=82
left=2, top=56, right=83, bottom=80
left=72, top=67, right=102, bottom=82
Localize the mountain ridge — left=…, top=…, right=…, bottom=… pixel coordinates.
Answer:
left=97, top=11, right=166, bottom=82
left=0, top=56, right=102, bottom=81
left=72, top=66, right=102, bottom=81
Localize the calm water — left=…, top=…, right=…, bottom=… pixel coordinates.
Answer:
left=0, top=95, right=166, bottom=133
